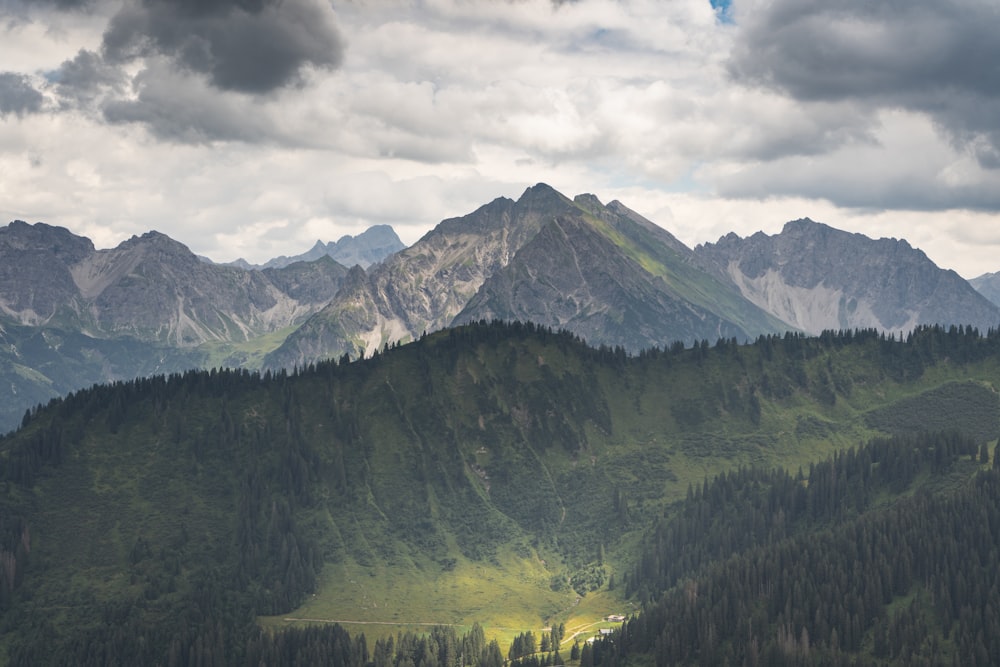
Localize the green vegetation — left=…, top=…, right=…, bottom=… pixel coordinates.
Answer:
left=593, top=433, right=1000, bottom=665
left=0, top=317, right=206, bottom=434
left=578, top=207, right=787, bottom=336
left=195, top=324, right=300, bottom=369
left=1, top=321, right=1000, bottom=663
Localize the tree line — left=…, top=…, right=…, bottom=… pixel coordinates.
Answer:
left=3, top=320, right=1000, bottom=663
left=595, top=435, right=1000, bottom=665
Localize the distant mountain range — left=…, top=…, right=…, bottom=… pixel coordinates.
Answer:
left=970, top=272, right=1000, bottom=309
left=695, top=219, right=1000, bottom=336
left=223, top=224, right=405, bottom=270
left=0, top=221, right=399, bottom=431
left=0, top=221, right=350, bottom=346
left=3, top=184, right=1000, bottom=432
left=264, top=184, right=787, bottom=368
left=264, top=185, right=1000, bottom=368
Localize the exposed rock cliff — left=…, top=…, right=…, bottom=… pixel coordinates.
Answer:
left=265, top=184, right=786, bottom=367
left=1, top=222, right=348, bottom=345
left=695, top=219, right=1000, bottom=335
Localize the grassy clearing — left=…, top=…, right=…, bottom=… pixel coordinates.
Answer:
left=196, top=325, right=299, bottom=369
left=261, top=546, right=579, bottom=647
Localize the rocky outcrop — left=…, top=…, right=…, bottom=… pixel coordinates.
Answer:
left=231, top=224, right=405, bottom=270
left=265, top=184, right=571, bottom=366
left=265, top=184, right=787, bottom=367
left=0, top=221, right=94, bottom=327
left=1, top=222, right=348, bottom=346
left=970, top=272, right=1000, bottom=309
left=695, top=219, right=1000, bottom=335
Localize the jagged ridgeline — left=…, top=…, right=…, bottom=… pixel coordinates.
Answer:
left=2, top=321, right=1000, bottom=664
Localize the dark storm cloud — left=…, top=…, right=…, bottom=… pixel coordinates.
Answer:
left=52, top=49, right=126, bottom=104
left=729, top=0, right=1000, bottom=166
left=0, top=72, right=43, bottom=116
left=101, top=0, right=344, bottom=93
left=1, top=0, right=94, bottom=9
left=102, top=64, right=275, bottom=142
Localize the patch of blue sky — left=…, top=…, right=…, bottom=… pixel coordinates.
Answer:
left=710, top=0, right=734, bottom=24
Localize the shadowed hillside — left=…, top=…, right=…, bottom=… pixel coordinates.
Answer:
left=2, top=321, right=1000, bottom=663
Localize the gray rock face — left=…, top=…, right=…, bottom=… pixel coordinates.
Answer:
left=265, top=184, right=786, bottom=367
left=454, top=215, right=749, bottom=351
left=0, top=221, right=94, bottom=327
left=1, top=221, right=349, bottom=346
left=233, top=224, right=405, bottom=270
left=695, top=219, right=1000, bottom=335
left=265, top=184, right=570, bottom=366
left=970, top=272, right=1000, bottom=308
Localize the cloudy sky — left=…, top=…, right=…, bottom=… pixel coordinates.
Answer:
left=1, top=0, right=999, bottom=277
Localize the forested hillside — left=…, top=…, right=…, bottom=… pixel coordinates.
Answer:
left=1, top=321, right=1000, bottom=664
left=591, top=436, right=1000, bottom=666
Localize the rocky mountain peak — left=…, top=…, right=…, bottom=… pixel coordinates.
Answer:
left=0, top=221, right=94, bottom=326
left=123, top=230, right=195, bottom=254
left=328, top=224, right=406, bottom=268
left=1, top=220, right=95, bottom=260
left=516, top=182, right=572, bottom=211
left=434, top=196, right=517, bottom=237
left=695, top=218, right=1000, bottom=335
left=970, top=271, right=1000, bottom=308
left=243, top=225, right=405, bottom=270
left=572, top=193, right=605, bottom=214
left=781, top=217, right=818, bottom=232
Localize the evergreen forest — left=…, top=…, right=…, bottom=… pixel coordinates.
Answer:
left=2, top=320, right=1000, bottom=665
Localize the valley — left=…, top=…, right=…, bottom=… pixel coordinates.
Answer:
left=7, top=0, right=1000, bottom=663
left=4, top=190, right=1000, bottom=665
left=2, top=321, right=1000, bottom=663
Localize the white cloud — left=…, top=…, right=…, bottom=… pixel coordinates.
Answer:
left=0, top=0, right=999, bottom=278
left=704, top=109, right=1000, bottom=210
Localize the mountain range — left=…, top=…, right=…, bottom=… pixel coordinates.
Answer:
left=223, top=224, right=405, bottom=270
left=3, top=184, right=1000, bottom=433
left=263, top=184, right=792, bottom=368
left=695, top=219, right=1000, bottom=335
left=0, top=221, right=387, bottom=432
left=264, top=184, right=1000, bottom=369
left=0, top=221, right=349, bottom=345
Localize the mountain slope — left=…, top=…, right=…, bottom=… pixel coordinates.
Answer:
left=696, top=218, right=1000, bottom=335
left=0, top=221, right=94, bottom=328
left=264, top=184, right=579, bottom=366
left=265, top=184, right=786, bottom=367
left=70, top=231, right=347, bottom=345
left=230, top=224, right=406, bottom=270
left=454, top=207, right=784, bottom=351
left=0, top=221, right=350, bottom=432
left=971, top=271, right=1000, bottom=307
left=3, top=322, right=1000, bottom=663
